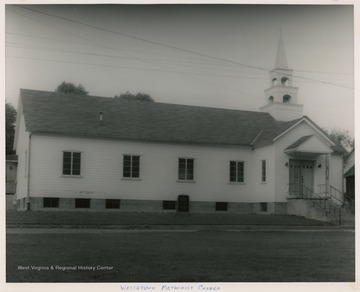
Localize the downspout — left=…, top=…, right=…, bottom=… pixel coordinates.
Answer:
left=325, top=153, right=329, bottom=198
left=342, top=153, right=345, bottom=195
left=26, top=132, right=32, bottom=211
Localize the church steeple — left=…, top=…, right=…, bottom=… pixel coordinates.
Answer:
left=259, top=33, right=303, bottom=121
left=274, top=32, right=289, bottom=70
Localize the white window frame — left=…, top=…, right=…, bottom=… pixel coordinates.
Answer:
left=123, top=154, right=141, bottom=179
left=178, top=157, right=195, bottom=181
left=62, top=151, right=82, bottom=176
left=261, top=160, right=267, bottom=182
left=229, top=160, right=245, bottom=183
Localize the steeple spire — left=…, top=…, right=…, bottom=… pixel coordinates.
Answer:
left=259, top=32, right=303, bottom=121
left=275, top=31, right=288, bottom=70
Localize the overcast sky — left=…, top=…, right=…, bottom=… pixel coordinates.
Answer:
left=4, top=3, right=355, bottom=135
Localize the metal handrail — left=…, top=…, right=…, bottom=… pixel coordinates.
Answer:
left=330, top=186, right=355, bottom=213
left=300, top=185, right=341, bottom=222
left=288, top=183, right=348, bottom=223
left=316, top=185, right=354, bottom=213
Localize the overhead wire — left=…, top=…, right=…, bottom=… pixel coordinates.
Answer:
left=7, top=31, right=354, bottom=78
left=9, top=5, right=354, bottom=90
left=15, top=5, right=354, bottom=90
left=7, top=7, right=265, bottom=98
left=5, top=54, right=270, bottom=81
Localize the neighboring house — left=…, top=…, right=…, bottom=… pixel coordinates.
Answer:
left=13, top=36, right=346, bottom=218
left=344, top=150, right=355, bottom=202
left=6, top=155, right=18, bottom=210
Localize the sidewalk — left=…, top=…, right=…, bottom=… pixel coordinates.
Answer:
left=6, top=211, right=354, bottom=230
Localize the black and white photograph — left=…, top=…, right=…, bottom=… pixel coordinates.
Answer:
left=3, top=0, right=356, bottom=290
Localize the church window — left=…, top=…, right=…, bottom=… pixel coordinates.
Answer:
left=283, top=95, right=291, bottom=103
left=261, top=160, right=266, bottom=182
left=63, top=151, right=81, bottom=176
left=123, top=155, right=140, bottom=178
left=281, top=77, right=289, bottom=86
left=272, top=78, right=277, bottom=86
left=178, top=158, right=194, bottom=181
left=268, top=96, right=274, bottom=103
left=230, top=161, right=244, bottom=183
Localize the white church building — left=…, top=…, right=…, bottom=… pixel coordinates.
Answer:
left=13, top=36, right=346, bottom=219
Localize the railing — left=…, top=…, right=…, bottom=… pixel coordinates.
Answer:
left=301, top=185, right=341, bottom=220
left=318, top=184, right=329, bottom=197
left=317, top=184, right=354, bottom=214
left=288, top=183, right=342, bottom=224
left=330, top=186, right=355, bottom=213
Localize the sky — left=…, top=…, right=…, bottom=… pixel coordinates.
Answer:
left=4, top=3, right=355, bottom=136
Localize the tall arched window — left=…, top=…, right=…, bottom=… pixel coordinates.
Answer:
left=272, top=78, right=277, bottom=86
left=268, top=96, right=274, bottom=103
left=281, top=77, right=289, bottom=86
left=283, top=95, right=291, bottom=103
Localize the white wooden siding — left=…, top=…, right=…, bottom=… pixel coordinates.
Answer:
left=330, top=154, right=343, bottom=192
left=252, top=146, right=276, bottom=201
left=14, top=110, right=30, bottom=200
left=30, top=134, right=274, bottom=203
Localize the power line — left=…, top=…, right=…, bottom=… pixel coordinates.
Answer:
left=7, top=7, right=269, bottom=99
left=7, top=30, right=353, bottom=77
left=5, top=54, right=270, bottom=81
left=11, top=5, right=354, bottom=90
left=16, top=5, right=266, bottom=71
left=8, top=7, right=261, bottom=76
left=5, top=42, right=269, bottom=76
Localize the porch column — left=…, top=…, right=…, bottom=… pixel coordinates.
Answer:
left=325, top=153, right=330, bottom=198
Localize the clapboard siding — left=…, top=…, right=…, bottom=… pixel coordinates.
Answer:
left=252, top=146, right=276, bottom=201
left=14, top=110, right=29, bottom=200
left=330, top=154, right=343, bottom=192
left=30, top=134, right=274, bottom=203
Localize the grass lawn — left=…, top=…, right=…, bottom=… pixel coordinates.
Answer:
left=6, top=230, right=354, bottom=282
left=6, top=211, right=332, bottom=226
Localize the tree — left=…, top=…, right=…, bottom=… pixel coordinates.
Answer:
left=325, top=128, right=354, bottom=152
left=114, top=91, right=154, bottom=102
left=6, top=102, right=17, bottom=155
left=55, top=82, right=89, bottom=95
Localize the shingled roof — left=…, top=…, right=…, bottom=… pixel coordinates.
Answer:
left=19, top=89, right=307, bottom=147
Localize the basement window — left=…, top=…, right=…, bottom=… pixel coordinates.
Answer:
left=163, top=200, right=176, bottom=210
left=260, top=202, right=268, bottom=212
left=216, top=202, right=228, bottom=211
left=106, top=199, right=120, bottom=209
left=75, top=198, right=90, bottom=208
left=43, top=198, right=59, bottom=208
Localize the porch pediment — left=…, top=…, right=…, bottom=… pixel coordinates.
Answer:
left=284, top=135, right=333, bottom=157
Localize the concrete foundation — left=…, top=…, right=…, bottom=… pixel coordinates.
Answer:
left=228, top=202, right=253, bottom=214
left=287, top=198, right=330, bottom=222
left=16, top=197, right=291, bottom=215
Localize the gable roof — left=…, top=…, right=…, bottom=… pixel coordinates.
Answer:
left=18, top=89, right=340, bottom=149
left=284, top=135, right=313, bottom=151
left=284, top=135, right=334, bottom=155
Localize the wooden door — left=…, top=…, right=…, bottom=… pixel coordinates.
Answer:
left=289, top=160, right=314, bottom=197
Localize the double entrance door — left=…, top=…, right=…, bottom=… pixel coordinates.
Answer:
left=289, top=159, right=314, bottom=197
